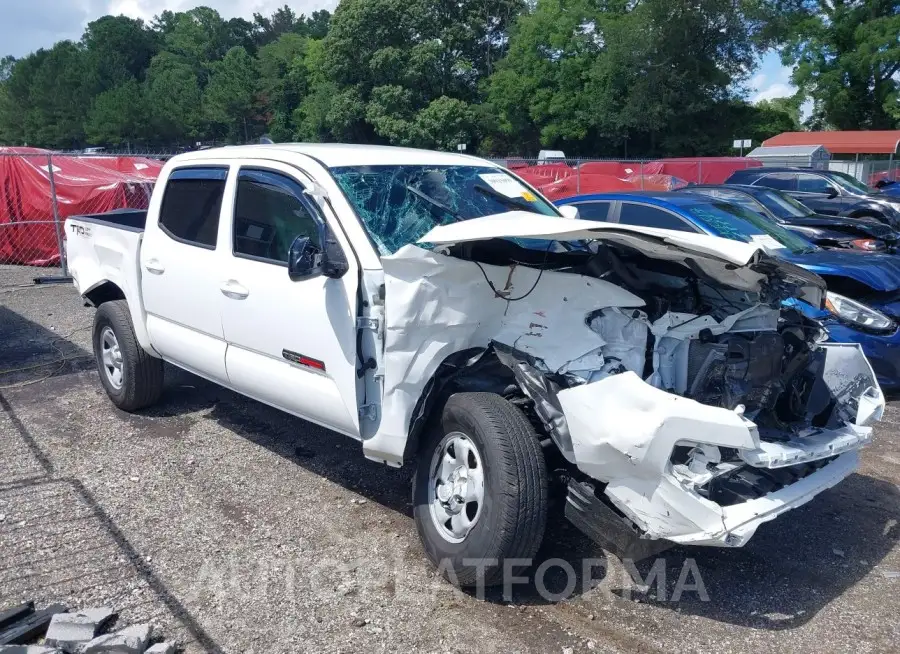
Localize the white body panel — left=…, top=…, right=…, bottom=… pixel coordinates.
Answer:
left=64, top=218, right=156, bottom=355
left=64, top=143, right=883, bottom=551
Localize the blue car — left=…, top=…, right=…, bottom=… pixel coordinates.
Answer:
left=556, top=192, right=900, bottom=390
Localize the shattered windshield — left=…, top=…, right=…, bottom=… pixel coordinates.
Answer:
left=330, top=164, right=559, bottom=254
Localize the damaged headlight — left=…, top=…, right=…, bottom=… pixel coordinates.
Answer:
left=825, top=292, right=895, bottom=333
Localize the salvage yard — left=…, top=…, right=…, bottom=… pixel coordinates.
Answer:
left=1, top=264, right=899, bottom=654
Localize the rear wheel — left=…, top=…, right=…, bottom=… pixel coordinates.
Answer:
left=93, top=300, right=164, bottom=411
left=413, top=392, right=548, bottom=587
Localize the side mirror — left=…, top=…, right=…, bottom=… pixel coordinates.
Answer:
left=825, top=187, right=839, bottom=199
left=288, top=236, right=322, bottom=281
left=559, top=205, right=580, bottom=220
left=287, top=224, right=349, bottom=282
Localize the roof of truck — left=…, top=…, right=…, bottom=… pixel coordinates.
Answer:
left=171, top=143, right=493, bottom=168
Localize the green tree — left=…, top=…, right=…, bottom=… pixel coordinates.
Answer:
left=318, top=0, right=522, bottom=147
left=85, top=79, right=148, bottom=146
left=769, top=0, right=900, bottom=129
left=203, top=46, right=257, bottom=141
left=145, top=52, right=203, bottom=144
left=487, top=0, right=766, bottom=156
left=81, top=15, right=159, bottom=90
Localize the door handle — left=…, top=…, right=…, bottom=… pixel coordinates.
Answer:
left=220, top=280, right=250, bottom=300
left=144, top=259, right=165, bottom=275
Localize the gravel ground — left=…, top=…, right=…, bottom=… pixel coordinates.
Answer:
left=1, top=264, right=899, bottom=654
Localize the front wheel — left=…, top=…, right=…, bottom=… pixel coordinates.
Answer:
left=93, top=300, right=164, bottom=411
left=413, top=392, right=548, bottom=587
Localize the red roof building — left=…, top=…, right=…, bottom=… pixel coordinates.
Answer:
left=762, top=131, right=900, bottom=155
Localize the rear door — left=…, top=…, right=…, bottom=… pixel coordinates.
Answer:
left=218, top=161, right=362, bottom=438
left=140, top=166, right=230, bottom=383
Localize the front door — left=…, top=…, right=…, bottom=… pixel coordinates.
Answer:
left=219, top=162, right=362, bottom=438
left=794, top=173, right=845, bottom=215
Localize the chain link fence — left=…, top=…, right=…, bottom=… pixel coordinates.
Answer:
left=0, top=152, right=170, bottom=276
left=2, top=150, right=898, bottom=278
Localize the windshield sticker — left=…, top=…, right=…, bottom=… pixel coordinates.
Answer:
left=749, top=234, right=786, bottom=251
left=479, top=173, right=530, bottom=199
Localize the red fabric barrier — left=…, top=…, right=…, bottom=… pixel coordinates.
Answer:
left=654, top=157, right=761, bottom=184
left=0, top=148, right=161, bottom=266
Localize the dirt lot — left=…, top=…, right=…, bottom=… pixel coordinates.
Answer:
left=1, top=264, right=899, bottom=654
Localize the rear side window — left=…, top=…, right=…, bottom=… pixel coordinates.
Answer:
left=233, top=169, right=321, bottom=264
left=158, top=167, right=227, bottom=248
left=618, top=203, right=696, bottom=232
left=572, top=201, right=611, bottom=221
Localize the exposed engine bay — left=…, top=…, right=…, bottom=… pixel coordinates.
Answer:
left=371, top=214, right=884, bottom=548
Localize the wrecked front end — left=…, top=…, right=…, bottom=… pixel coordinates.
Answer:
left=377, top=215, right=884, bottom=551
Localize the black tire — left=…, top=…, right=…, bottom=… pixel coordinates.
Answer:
left=413, top=392, right=548, bottom=587
left=93, top=300, right=164, bottom=411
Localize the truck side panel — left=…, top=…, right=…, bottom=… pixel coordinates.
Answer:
left=65, top=217, right=158, bottom=356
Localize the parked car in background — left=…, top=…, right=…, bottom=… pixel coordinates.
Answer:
left=725, top=166, right=900, bottom=227
left=557, top=192, right=900, bottom=390
left=537, top=149, right=566, bottom=164
left=677, top=184, right=899, bottom=252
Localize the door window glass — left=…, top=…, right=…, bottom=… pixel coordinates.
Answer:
left=797, top=174, right=836, bottom=194
left=158, top=167, right=227, bottom=248
left=755, top=173, right=796, bottom=191
left=571, top=201, right=611, bottom=221
left=618, top=203, right=696, bottom=231
left=233, top=169, right=321, bottom=264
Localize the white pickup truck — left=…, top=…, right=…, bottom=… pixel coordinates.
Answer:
left=65, top=144, right=884, bottom=585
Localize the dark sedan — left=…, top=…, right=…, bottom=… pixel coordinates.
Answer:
left=725, top=166, right=900, bottom=227
left=676, top=184, right=900, bottom=252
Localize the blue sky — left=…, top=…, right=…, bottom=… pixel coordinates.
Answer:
left=749, top=51, right=797, bottom=102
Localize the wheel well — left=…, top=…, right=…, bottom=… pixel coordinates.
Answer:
left=402, top=348, right=519, bottom=462
left=83, top=281, right=126, bottom=307
left=849, top=210, right=884, bottom=220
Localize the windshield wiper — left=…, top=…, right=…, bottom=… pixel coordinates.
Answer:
left=404, top=185, right=464, bottom=222
left=474, top=183, right=543, bottom=215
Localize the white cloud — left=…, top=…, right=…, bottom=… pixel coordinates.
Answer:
left=753, top=82, right=796, bottom=102
left=749, top=61, right=796, bottom=103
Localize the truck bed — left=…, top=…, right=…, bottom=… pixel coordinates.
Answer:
left=73, top=208, right=147, bottom=232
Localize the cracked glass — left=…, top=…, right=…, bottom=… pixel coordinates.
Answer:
left=330, top=165, right=559, bottom=254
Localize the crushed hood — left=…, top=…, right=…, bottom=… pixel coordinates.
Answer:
left=420, top=212, right=826, bottom=306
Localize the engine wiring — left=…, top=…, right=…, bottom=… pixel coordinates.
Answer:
left=472, top=241, right=554, bottom=302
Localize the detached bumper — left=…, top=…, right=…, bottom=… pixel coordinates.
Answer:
left=662, top=451, right=858, bottom=547
left=567, top=452, right=859, bottom=553
left=557, top=343, right=881, bottom=549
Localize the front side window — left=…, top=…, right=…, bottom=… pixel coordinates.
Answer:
left=797, top=174, right=836, bottom=194
left=233, top=169, right=321, bottom=264
left=756, top=173, right=796, bottom=191
left=618, top=203, right=697, bottom=232
left=330, top=165, right=558, bottom=254
left=158, top=167, right=227, bottom=248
